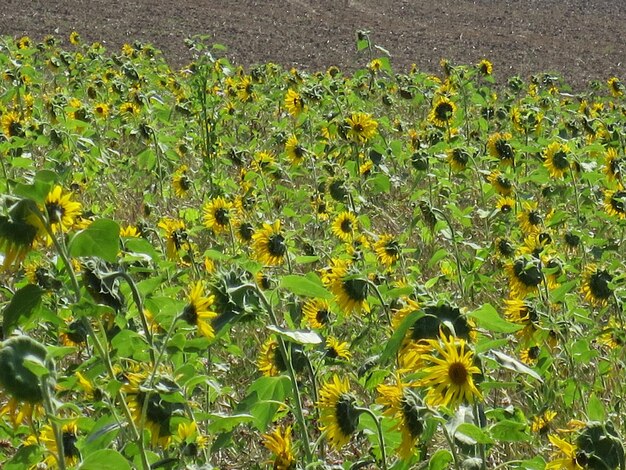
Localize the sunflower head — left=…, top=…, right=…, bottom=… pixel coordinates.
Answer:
left=302, top=298, right=332, bottom=329
left=487, top=132, right=514, bottom=163
left=373, top=234, right=401, bottom=267
left=262, top=425, right=296, bottom=469
left=202, top=196, right=233, bottom=233
left=181, top=281, right=218, bottom=339
left=544, top=141, right=571, bottom=178
left=317, top=375, right=360, bottom=449
left=345, top=112, right=378, bottom=143
left=581, top=265, right=614, bottom=306
left=429, top=97, right=456, bottom=128
left=284, top=89, right=304, bottom=117
left=252, top=220, right=287, bottom=266
left=331, top=211, right=358, bottom=242
left=477, top=59, right=493, bottom=76
left=325, top=336, right=351, bottom=360
left=604, top=190, right=626, bottom=220
left=172, top=165, right=193, bottom=198
left=506, top=256, right=543, bottom=298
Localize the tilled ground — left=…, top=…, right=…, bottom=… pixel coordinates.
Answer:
left=1, top=0, right=625, bottom=90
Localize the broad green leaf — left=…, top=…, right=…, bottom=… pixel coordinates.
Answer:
left=3, top=284, right=43, bottom=336
left=381, top=310, right=422, bottom=364
left=370, top=173, right=390, bottom=193
left=13, top=170, right=57, bottom=203
left=69, top=218, right=120, bottom=262
left=469, top=303, right=523, bottom=334
left=487, top=350, right=542, bottom=382
left=280, top=273, right=332, bottom=299
left=516, top=456, right=546, bottom=470
left=490, top=420, right=531, bottom=442
left=4, top=445, right=42, bottom=470
left=429, top=449, right=454, bottom=470
left=79, top=449, right=131, bottom=470
left=267, top=325, right=322, bottom=345
left=587, top=394, right=605, bottom=422
left=455, top=423, right=494, bottom=445
left=206, top=412, right=254, bottom=433
left=236, top=376, right=290, bottom=431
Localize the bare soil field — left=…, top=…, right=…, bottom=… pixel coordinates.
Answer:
left=1, top=0, right=625, bottom=90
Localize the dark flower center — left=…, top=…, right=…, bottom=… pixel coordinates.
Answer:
left=268, top=234, right=286, bottom=257
left=238, top=222, right=254, bottom=241
left=513, top=259, right=543, bottom=287
left=452, top=149, right=469, bottom=166
left=342, top=278, right=368, bottom=302
left=316, top=309, right=330, bottom=325
left=435, top=102, right=453, bottom=121
left=448, top=361, right=469, bottom=385
left=335, top=394, right=359, bottom=436
left=496, top=175, right=512, bottom=189
left=564, top=232, right=580, bottom=247
left=66, top=319, right=88, bottom=344
left=46, top=202, right=65, bottom=224
left=179, top=175, right=191, bottom=191
left=9, top=120, right=23, bottom=137
left=589, top=270, right=613, bottom=299
left=294, top=145, right=305, bottom=158
left=527, top=211, right=542, bottom=226
left=610, top=191, right=626, bottom=213
left=215, top=208, right=229, bottom=226
left=181, top=304, right=198, bottom=325
left=340, top=218, right=353, bottom=233
left=528, top=345, right=540, bottom=360
left=62, top=431, right=80, bottom=459
left=353, top=123, right=364, bottom=133
left=552, top=150, right=569, bottom=170
left=384, top=240, right=400, bottom=257
left=326, top=346, right=339, bottom=359
left=495, top=140, right=513, bottom=160
left=401, top=394, right=424, bottom=438
left=497, top=238, right=515, bottom=257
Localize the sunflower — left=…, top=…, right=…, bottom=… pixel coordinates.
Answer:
left=494, top=237, right=515, bottom=259
left=120, top=224, right=141, bottom=238
left=257, top=338, right=284, bottom=376
left=252, top=151, right=276, bottom=173
left=181, top=281, right=218, bottom=339
left=376, top=376, right=424, bottom=459
left=345, top=112, right=378, bottom=143
left=28, top=421, right=80, bottom=468
left=488, top=170, right=514, bottom=196
left=532, top=410, right=557, bottom=434
left=373, top=234, right=401, bottom=267
left=252, top=220, right=287, bottom=266
left=119, top=101, right=139, bottom=116
left=318, top=375, right=360, bottom=449
left=607, top=77, right=624, bottom=98
left=17, top=36, right=31, bottom=49
left=203, top=197, right=233, bottom=234
left=0, top=211, right=38, bottom=269
left=284, top=89, right=304, bottom=117
left=262, top=425, right=296, bottom=470
left=546, top=434, right=584, bottom=470
left=237, top=75, right=255, bottom=102
left=59, top=318, right=88, bottom=347
left=331, top=211, right=358, bottom=242
left=517, top=202, right=543, bottom=234
left=1, top=110, right=24, bottom=138
left=69, top=31, right=81, bottom=45
left=477, top=59, right=493, bottom=76
left=416, top=333, right=482, bottom=411
left=428, top=96, right=456, bottom=128
left=496, top=196, right=515, bottom=214
left=543, top=141, right=571, bottom=178
left=33, top=185, right=82, bottom=238
left=604, top=189, right=626, bottom=219
left=581, top=265, right=613, bottom=306
left=506, top=256, right=543, bottom=298
left=302, top=298, right=332, bottom=329
left=447, top=148, right=469, bottom=172
left=157, top=218, right=188, bottom=260
left=235, top=220, right=255, bottom=243
left=325, top=336, right=351, bottom=360
left=368, top=58, right=384, bottom=73
left=172, top=165, right=193, bottom=198
left=0, top=398, right=42, bottom=429
left=177, top=421, right=208, bottom=458
left=285, top=134, right=306, bottom=165
left=487, top=132, right=514, bottom=163
left=604, top=147, right=624, bottom=181
left=311, top=194, right=331, bottom=221
left=598, top=318, right=626, bottom=350
left=93, top=102, right=110, bottom=119
left=324, top=259, right=370, bottom=315
left=520, top=345, right=541, bottom=365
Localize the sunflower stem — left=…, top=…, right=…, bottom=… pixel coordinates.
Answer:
left=441, top=421, right=462, bottom=470
left=568, top=165, right=582, bottom=224
left=367, top=280, right=391, bottom=328
left=355, top=406, right=388, bottom=470
left=40, top=374, right=66, bottom=470
left=431, top=207, right=464, bottom=299
left=255, top=286, right=313, bottom=464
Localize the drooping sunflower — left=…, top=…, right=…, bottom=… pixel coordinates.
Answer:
left=345, top=112, right=378, bottom=143
left=258, top=337, right=284, bottom=377
left=531, top=410, right=557, bottom=434
left=604, top=189, right=626, bottom=219
left=494, top=237, right=516, bottom=259
left=487, top=132, right=514, bottom=163
left=323, top=259, right=370, bottom=315
left=1, top=110, right=24, bottom=138
left=252, top=220, right=287, bottom=266
left=251, top=150, right=276, bottom=173
left=506, top=256, right=543, bottom=299
left=416, top=333, right=483, bottom=411
left=581, top=265, right=613, bottom=306
left=262, top=425, right=296, bottom=470
left=0, top=209, right=38, bottom=269
left=604, top=147, right=624, bottom=182
left=477, top=59, right=493, bottom=76
left=235, top=220, right=255, bottom=244
left=331, top=211, right=358, bottom=242
left=302, top=298, right=332, bottom=329
left=317, top=375, right=360, bottom=449
left=517, top=202, right=543, bottom=234
left=69, top=31, right=81, bottom=45
left=447, top=148, right=470, bottom=172
left=373, top=234, right=401, bottom=267
left=607, top=77, right=624, bottom=98
left=177, top=421, right=208, bottom=458
left=488, top=170, right=514, bottom=196
left=28, top=421, right=81, bottom=468
left=311, top=194, right=331, bottom=221
left=157, top=218, right=188, bottom=260
left=285, top=134, right=306, bottom=165
left=598, top=318, right=626, bottom=350
left=545, top=434, right=584, bottom=470
left=325, top=336, right=351, bottom=360
left=172, top=165, right=193, bottom=198
left=284, top=89, right=304, bottom=117
left=376, top=376, right=424, bottom=459
left=543, top=141, right=571, bottom=178
left=181, top=281, right=218, bottom=339
left=202, top=197, right=233, bottom=234
left=428, top=96, right=456, bottom=128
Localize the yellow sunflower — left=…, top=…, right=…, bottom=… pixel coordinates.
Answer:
left=120, top=224, right=140, bottom=238
left=302, top=298, right=332, bottom=329
left=604, top=189, right=626, bottom=219
left=517, top=202, right=543, bottom=234
left=581, top=265, right=613, bottom=306
left=331, top=211, right=358, bottom=242
left=598, top=318, right=626, bottom=350
left=172, top=165, right=193, bottom=198
left=257, top=337, right=284, bottom=377
left=416, top=333, right=483, bottom=411
left=27, top=421, right=80, bottom=468
left=318, top=375, right=360, bottom=449
left=531, top=410, right=557, bottom=434
left=0, top=209, right=38, bottom=269
left=447, top=148, right=469, bottom=172
left=487, top=132, right=514, bottom=163
left=69, top=31, right=81, bottom=45
left=376, top=376, right=423, bottom=459
left=1, top=110, right=24, bottom=138
left=29, top=185, right=82, bottom=240
left=488, top=170, right=514, bottom=196
left=543, top=141, right=571, bottom=178
left=311, top=194, right=331, bottom=221
left=262, top=425, right=296, bottom=469
left=285, top=134, right=306, bottom=165
left=252, top=220, right=287, bottom=266
left=428, top=96, right=456, bottom=128
left=477, top=59, right=493, bottom=76
left=93, top=102, right=110, bottom=119
left=506, top=256, right=543, bottom=299
left=119, top=101, right=140, bottom=116
left=176, top=421, right=208, bottom=458
left=324, top=259, right=370, bottom=315
left=325, top=336, right=351, bottom=360
left=604, top=147, right=623, bottom=182
left=607, top=77, right=624, bottom=98
left=373, top=234, right=401, bottom=267
left=545, top=434, right=584, bottom=470
left=520, top=345, right=541, bottom=365
left=496, top=196, right=515, bottom=214
left=157, top=218, right=188, bottom=260
left=202, top=196, right=233, bottom=234
left=235, top=220, right=255, bottom=244
left=345, top=112, right=378, bottom=143
left=181, top=281, right=218, bottom=339
left=284, top=89, right=304, bottom=117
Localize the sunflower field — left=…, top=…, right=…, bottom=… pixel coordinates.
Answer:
left=0, top=31, right=626, bottom=469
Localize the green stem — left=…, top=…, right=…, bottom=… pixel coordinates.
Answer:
left=41, top=375, right=66, bottom=470
left=441, top=421, right=462, bottom=470
left=355, top=406, right=388, bottom=470
left=432, top=207, right=464, bottom=299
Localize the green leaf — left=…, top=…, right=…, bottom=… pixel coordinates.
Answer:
left=454, top=423, right=494, bottom=445
left=487, top=350, right=542, bottom=382
left=381, top=310, right=422, bottom=364
left=429, top=449, right=454, bottom=469
left=69, top=218, right=120, bottom=262
left=587, top=394, right=605, bottom=422
left=370, top=173, right=391, bottom=193
left=236, top=376, right=290, bottom=431
left=3, top=284, right=43, bottom=336
left=267, top=325, right=323, bottom=345
left=468, top=303, right=523, bottom=334
left=206, top=412, right=254, bottom=433
left=280, top=274, right=332, bottom=299
left=22, top=357, right=51, bottom=377
left=516, top=456, right=546, bottom=470
left=13, top=170, right=57, bottom=203
left=79, top=449, right=131, bottom=470
left=489, top=420, right=531, bottom=442
left=4, top=445, right=42, bottom=470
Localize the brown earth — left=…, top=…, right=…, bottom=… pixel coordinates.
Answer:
left=1, top=0, right=625, bottom=91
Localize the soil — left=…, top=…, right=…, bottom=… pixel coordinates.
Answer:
left=1, top=0, right=625, bottom=90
